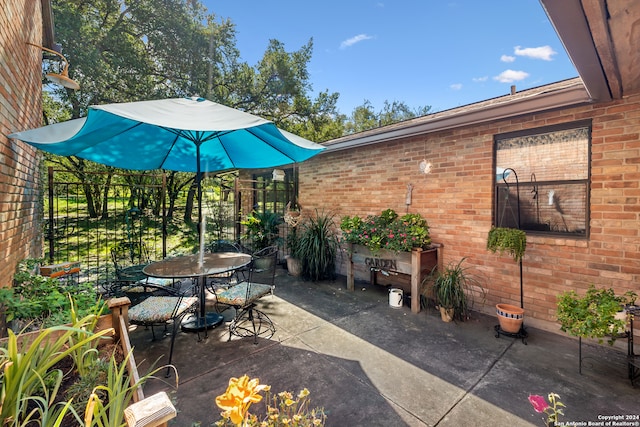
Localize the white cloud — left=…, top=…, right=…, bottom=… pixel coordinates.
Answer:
left=450, top=83, right=463, bottom=90
left=340, top=34, right=373, bottom=49
left=514, top=45, right=556, bottom=61
left=472, top=76, right=488, bottom=82
left=494, top=69, right=529, bottom=83
left=501, top=54, right=515, bottom=63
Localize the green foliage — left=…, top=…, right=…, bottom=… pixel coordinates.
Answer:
left=344, top=100, right=432, bottom=135
left=486, top=227, right=527, bottom=263
left=66, top=296, right=106, bottom=377
left=0, top=297, right=169, bottom=426
left=0, top=312, right=113, bottom=425
left=242, top=211, right=283, bottom=251
left=84, top=350, right=164, bottom=427
left=296, top=211, right=339, bottom=281
left=556, top=285, right=635, bottom=345
left=340, top=209, right=431, bottom=253
left=1, top=259, right=103, bottom=331
left=422, top=258, right=485, bottom=321
left=286, top=225, right=302, bottom=258
left=64, top=358, right=110, bottom=416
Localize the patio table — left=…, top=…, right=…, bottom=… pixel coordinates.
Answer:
left=142, top=252, right=252, bottom=332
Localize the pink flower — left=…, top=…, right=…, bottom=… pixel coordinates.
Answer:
left=528, top=395, right=549, bottom=413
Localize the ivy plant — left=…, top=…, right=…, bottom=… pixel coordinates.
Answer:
left=486, top=227, right=527, bottom=263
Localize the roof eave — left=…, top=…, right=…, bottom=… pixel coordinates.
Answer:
left=41, top=0, right=56, bottom=49
left=539, top=0, right=613, bottom=102
left=324, top=80, right=592, bottom=153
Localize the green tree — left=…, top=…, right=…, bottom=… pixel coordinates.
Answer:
left=345, top=99, right=432, bottom=134
left=45, top=0, right=427, bottom=224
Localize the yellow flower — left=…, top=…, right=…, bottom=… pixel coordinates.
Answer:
left=298, top=388, right=310, bottom=398
left=285, top=398, right=295, bottom=407
left=278, top=391, right=293, bottom=399
left=215, top=375, right=268, bottom=425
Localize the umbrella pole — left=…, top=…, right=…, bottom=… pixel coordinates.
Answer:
left=197, top=144, right=203, bottom=245
left=184, top=142, right=224, bottom=334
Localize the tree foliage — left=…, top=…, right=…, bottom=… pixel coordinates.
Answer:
left=345, top=99, right=431, bottom=134
left=44, top=0, right=430, bottom=222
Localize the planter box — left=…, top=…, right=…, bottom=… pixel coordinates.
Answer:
left=0, top=313, right=114, bottom=350
left=346, top=243, right=442, bottom=313
left=39, top=261, right=81, bottom=278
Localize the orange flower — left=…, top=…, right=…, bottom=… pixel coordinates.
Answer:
left=216, top=375, right=269, bottom=425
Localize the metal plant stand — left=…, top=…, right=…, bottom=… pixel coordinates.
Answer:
left=494, top=168, right=528, bottom=344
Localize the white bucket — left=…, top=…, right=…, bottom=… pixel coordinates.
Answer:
left=389, top=288, right=403, bottom=308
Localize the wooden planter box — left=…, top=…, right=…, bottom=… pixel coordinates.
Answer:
left=0, top=313, right=115, bottom=350
left=346, top=243, right=443, bottom=313
left=0, top=298, right=175, bottom=424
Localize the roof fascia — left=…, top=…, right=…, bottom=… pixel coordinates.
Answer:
left=325, top=82, right=591, bottom=153
left=41, top=0, right=55, bottom=49
left=539, top=0, right=612, bottom=102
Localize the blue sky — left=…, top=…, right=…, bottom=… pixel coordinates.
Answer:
left=202, top=1, right=578, bottom=115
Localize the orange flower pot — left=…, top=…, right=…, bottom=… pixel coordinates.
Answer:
left=496, top=303, right=524, bottom=333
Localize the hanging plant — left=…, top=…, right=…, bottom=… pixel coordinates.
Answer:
left=486, top=227, right=527, bottom=263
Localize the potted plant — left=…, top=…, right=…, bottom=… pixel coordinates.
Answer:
left=557, top=285, right=637, bottom=344
left=296, top=210, right=340, bottom=281
left=487, top=226, right=527, bottom=333
left=284, top=203, right=303, bottom=276
left=486, top=226, right=526, bottom=263
left=421, top=258, right=485, bottom=322
left=241, top=210, right=283, bottom=251
left=285, top=225, right=303, bottom=276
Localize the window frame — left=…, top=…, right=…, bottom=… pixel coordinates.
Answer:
left=492, top=120, right=591, bottom=238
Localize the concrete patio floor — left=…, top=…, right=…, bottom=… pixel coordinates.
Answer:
left=129, top=267, right=640, bottom=426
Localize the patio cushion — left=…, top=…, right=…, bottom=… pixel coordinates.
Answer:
left=124, top=277, right=176, bottom=293
left=129, top=296, right=198, bottom=323
left=216, top=282, right=273, bottom=306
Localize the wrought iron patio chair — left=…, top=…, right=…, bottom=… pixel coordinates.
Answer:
left=127, top=282, right=198, bottom=377
left=207, top=239, right=242, bottom=253
left=111, top=241, right=151, bottom=284
left=109, top=241, right=176, bottom=299
left=204, top=240, right=245, bottom=292
left=214, top=245, right=277, bottom=343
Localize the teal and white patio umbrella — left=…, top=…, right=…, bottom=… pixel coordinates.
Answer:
left=9, top=97, right=324, bottom=173
left=10, top=97, right=325, bottom=330
left=9, top=96, right=325, bottom=238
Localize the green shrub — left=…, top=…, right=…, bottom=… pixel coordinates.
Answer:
left=0, top=259, right=102, bottom=332
left=557, top=285, right=636, bottom=344
left=297, top=211, right=339, bottom=281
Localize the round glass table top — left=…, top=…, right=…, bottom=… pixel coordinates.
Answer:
left=142, top=252, right=251, bottom=279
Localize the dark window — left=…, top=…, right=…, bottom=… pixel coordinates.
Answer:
left=494, top=121, right=590, bottom=237
left=252, top=168, right=296, bottom=216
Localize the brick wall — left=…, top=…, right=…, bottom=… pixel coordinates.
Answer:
left=298, top=94, right=640, bottom=332
left=0, top=1, right=45, bottom=288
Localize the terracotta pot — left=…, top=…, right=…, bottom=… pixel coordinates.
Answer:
left=285, top=255, right=302, bottom=277
left=496, top=303, right=524, bottom=333
left=439, top=306, right=455, bottom=322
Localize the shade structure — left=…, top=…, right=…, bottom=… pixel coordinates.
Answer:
left=9, top=97, right=325, bottom=332
left=8, top=97, right=325, bottom=173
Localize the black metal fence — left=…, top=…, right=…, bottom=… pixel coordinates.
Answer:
left=44, top=167, right=296, bottom=285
